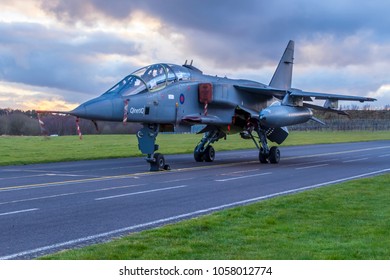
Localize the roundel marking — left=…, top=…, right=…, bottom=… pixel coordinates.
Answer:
left=179, top=94, right=185, bottom=104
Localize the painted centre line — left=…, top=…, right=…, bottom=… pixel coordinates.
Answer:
left=220, top=169, right=260, bottom=176
left=342, top=158, right=369, bottom=163
left=283, top=145, right=390, bottom=161
left=231, top=168, right=260, bottom=174
left=284, top=159, right=336, bottom=168
left=0, top=184, right=146, bottom=206
left=95, top=185, right=188, bottom=201
left=0, top=208, right=39, bottom=217
left=215, top=172, right=272, bottom=182
left=378, top=154, right=390, bottom=158
left=44, top=173, right=86, bottom=177
left=1, top=174, right=48, bottom=181
left=162, top=177, right=195, bottom=184
left=295, top=164, right=329, bottom=170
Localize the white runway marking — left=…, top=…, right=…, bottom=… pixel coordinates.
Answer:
left=342, top=158, right=369, bottom=163
left=215, top=172, right=272, bottom=182
left=284, top=145, right=390, bottom=161
left=230, top=169, right=260, bottom=174
left=95, top=185, right=188, bottom=201
left=0, top=208, right=39, bottom=217
left=295, top=164, right=329, bottom=170
left=0, top=184, right=146, bottom=206
left=162, top=177, right=195, bottom=183
left=1, top=174, right=48, bottom=180
left=44, top=173, right=86, bottom=177
left=378, top=154, right=390, bottom=158
left=284, top=159, right=336, bottom=168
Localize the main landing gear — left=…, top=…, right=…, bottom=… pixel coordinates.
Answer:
left=193, top=128, right=226, bottom=162
left=242, top=122, right=281, bottom=164
left=136, top=124, right=171, bottom=171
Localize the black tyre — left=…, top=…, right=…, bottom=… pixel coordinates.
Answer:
left=204, top=145, right=215, bottom=162
left=194, top=148, right=204, bottom=162
left=269, top=146, right=280, bottom=164
left=153, top=153, right=165, bottom=169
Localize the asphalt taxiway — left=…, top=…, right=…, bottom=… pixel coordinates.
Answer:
left=0, top=141, right=389, bottom=259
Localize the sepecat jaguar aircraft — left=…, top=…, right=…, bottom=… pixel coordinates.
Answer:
left=38, top=40, right=376, bottom=171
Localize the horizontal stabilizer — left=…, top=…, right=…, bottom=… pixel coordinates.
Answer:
left=303, top=102, right=350, bottom=116
left=310, top=116, right=326, bottom=126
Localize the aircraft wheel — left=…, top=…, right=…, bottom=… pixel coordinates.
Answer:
left=153, top=153, right=165, bottom=170
left=269, top=147, right=280, bottom=164
left=204, top=145, right=215, bottom=162
left=259, top=148, right=268, bottom=164
left=194, top=148, right=204, bottom=162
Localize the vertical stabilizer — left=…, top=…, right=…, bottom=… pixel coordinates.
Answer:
left=269, top=40, right=294, bottom=89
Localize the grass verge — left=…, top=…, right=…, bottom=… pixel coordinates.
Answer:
left=1, top=131, right=390, bottom=166
left=41, top=174, right=390, bottom=260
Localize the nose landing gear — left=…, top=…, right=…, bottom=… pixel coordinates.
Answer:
left=147, top=152, right=171, bottom=171
left=136, top=124, right=170, bottom=171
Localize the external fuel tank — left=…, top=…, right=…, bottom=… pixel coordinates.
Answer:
left=259, top=105, right=313, bottom=127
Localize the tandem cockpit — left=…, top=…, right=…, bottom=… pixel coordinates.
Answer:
left=103, top=63, right=191, bottom=97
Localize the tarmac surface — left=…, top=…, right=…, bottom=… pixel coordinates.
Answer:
left=1, top=140, right=389, bottom=259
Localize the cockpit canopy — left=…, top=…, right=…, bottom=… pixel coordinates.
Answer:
left=103, top=63, right=191, bottom=97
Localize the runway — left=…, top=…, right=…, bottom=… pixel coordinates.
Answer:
left=1, top=140, right=389, bottom=259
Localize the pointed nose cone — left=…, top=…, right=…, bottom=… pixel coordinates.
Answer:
left=70, top=104, right=87, bottom=118
left=69, top=96, right=114, bottom=121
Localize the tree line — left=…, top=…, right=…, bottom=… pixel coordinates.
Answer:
left=0, top=109, right=141, bottom=136
left=0, top=108, right=389, bottom=136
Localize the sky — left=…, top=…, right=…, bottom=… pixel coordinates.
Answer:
left=1, top=0, right=390, bottom=110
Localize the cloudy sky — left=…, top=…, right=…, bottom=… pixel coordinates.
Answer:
left=1, top=0, right=390, bottom=110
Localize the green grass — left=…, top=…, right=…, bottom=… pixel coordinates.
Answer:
left=41, top=174, right=390, bottom=260
left=1, top=131, right=389, bottom=166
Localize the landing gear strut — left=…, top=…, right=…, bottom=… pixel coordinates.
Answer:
left=247, top=122, right=280, bottom=164
left=194, top=128, right=225, bottom=162
left=136, top=124, right=171, bottom=171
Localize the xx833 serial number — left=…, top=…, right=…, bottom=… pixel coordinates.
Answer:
left=212, top=266, right=272, bottom=276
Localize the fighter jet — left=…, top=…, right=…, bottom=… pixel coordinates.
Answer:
left=38, top=40, right=376, bottom=171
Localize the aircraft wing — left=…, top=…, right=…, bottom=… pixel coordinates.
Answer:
left=289, top=89, right=377, bottom=102
left=234, top=85, right=376, bottom=103
left=234, top=85, right=287, bottom=99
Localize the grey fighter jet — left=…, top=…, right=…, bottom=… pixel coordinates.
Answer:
left=39, top=40, right=376, bottom=171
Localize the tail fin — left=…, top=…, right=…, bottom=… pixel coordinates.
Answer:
left=269, top=40, right=294, bottom=90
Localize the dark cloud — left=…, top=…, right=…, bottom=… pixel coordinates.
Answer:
left=38, top=0, right=390, bottom=68
left=0, top=21, right=139, bottom=97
